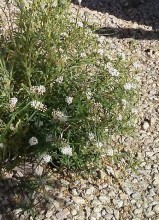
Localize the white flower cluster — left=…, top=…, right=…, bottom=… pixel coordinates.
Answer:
left=106, top=62, right=120, bottom=77
left=61, top=143, right=72, bottom=156
left=55, top=76, right=63, bottom=83
left=9, top=97, right=18, bottom=111
left=89, top=132, right=95, bottom=141
left=97, top=48, right=104, bottom=56
left=52, top=109, right=68, bottom=122
left=31, top=100, right=47, bottom=112
left=39, top=153, right=52, bottom=163
left=86, top=90, right=92, bottom=100
left=77, top=21, right=83, bottom=28
left=30, top=85, right=46, bottom=95
left=117, top=114, right=122, bottom=121
left=95, top=142, right=103, bottom=148
left=124, top=83, right=136, bottom=90
left=80, top=52, right=87, bottom=58
left=65, top=96, right=73, bottom=105
left=29, top=136, right=38, bottom=146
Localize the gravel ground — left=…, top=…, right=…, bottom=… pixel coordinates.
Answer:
left=0, top=0, right=159, bottom=219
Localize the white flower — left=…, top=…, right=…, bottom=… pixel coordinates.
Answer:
left=108, top=67, right=120, bottom=77
left=77, top=21, right=83, bottom=28
left=39, top=153, right=52, bottom=163
left=55, top=76, right=63, bottom=83
left=65, top=96, right=73, bottom=105
left=89, top=132, right=95, bottom=141
left=86, top=90, right=92, bottom=100
left=29, top=137, right=38, bottom=146
left=9, top=97, right=18, bottom=109
left=30, top=85, right=46, bottom=95
left=97, top=48, right=104, bottom=56
left=124, top=83, right=136, bottom=90
left=95, top=142, right=103, bottom=148
left=0, top=143, right=4, bottom=148
left=31, top=100, right=47, bottom=112
left=117, top=114, right=122, bottom=121
left=121, top=99, right=127, bottom=106
left=105, top=63, right=120, bottom=77
left=52, top=109, right=68, bottom=122
left=61, top=144, right=72, bottom=156
left=60, top=32, right=68, bottom=38
left=80, top=52, right=87, bottom=58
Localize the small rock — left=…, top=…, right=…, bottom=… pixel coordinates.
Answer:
left=35, top=165, right=43, bottom=176
left=56, top=209, right=70, bottom=220
left=92, top=199, right=102, bottom=206
left=104, top=214, right=114, bottom=220
left=153, top=174, right=159, bottom=185
left=98, top=170, right=107, bottom=180
left=145, top=210, right=155, bottom=217
left=71, top=209, right=77, bottom=216
left=142, top=121, right=150, bottom=130
left=85, top=186, right=95, bottom=195
left=153, top=204, right=159, bottom=214
left=105, top=206, right=113, bottom=214
left=72, top=196, right=85, bottom=205
left=93, top=206, right=103, bottom=213
left=134, top=208, right=143, bottom=215
left=71, top=188, right=79, bottom=196
left=131, top=192, right=141, bottom=200
left=98, top=195, right=110, bottom=204
left=46, top=210, right=53, bottom=218
left=114, top=209, right=120, bottom=220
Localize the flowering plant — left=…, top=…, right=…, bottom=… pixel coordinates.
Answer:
left=0, top=0, right=137, bottom=171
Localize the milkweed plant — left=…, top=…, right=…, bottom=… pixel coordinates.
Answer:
left=0, top=0, right=138, bottom=171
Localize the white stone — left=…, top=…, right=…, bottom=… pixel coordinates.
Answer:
left=85, top=186, right=95, bottom=195
left=105, top=206, right=113, bottom=214
left=71, top=209, right=77, bottom=216
left=142, top=121, right=150, bottom=130
left=46, top=210, right=53, bottom=218
left=71, top=188, right=79, bottom=196
left=92, top=199, right=102, bottom=206
left=114, top=209, right=119, bottom=220
left=145, top=210, right=155, bottom=217
left=35, top=165, right=43, bottom=176
left=153, top=204, right=159, bottom=214
left=153, top=174, right=159, bottom=185
left=98, top=170, right=107, bottom=179
left=56, top=209, right=70, bottom=220
left=93, top=206, right=103, bottom=213
left=98, top=195, right=110, bottom=204
left=72, top=196, right=85, bottom=205
left=134, top=208, right=143, bottom=215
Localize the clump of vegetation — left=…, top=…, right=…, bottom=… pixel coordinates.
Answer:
left=0, top=0, right=137, bottom=171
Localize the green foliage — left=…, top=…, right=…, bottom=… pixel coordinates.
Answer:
left=0, top=0, right=137, bottom=171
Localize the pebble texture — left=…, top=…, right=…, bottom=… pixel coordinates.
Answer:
left=0, top=0, right=159, bottom=219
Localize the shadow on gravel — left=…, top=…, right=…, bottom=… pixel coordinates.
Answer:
left=73, top=0, right=159, bottom=40
left=94, top=27, right=159, bottom=40
left=0, top=165, right=66, bottom=220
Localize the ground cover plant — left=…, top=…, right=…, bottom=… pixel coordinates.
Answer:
left=0, top=0, right=137, bottom=172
